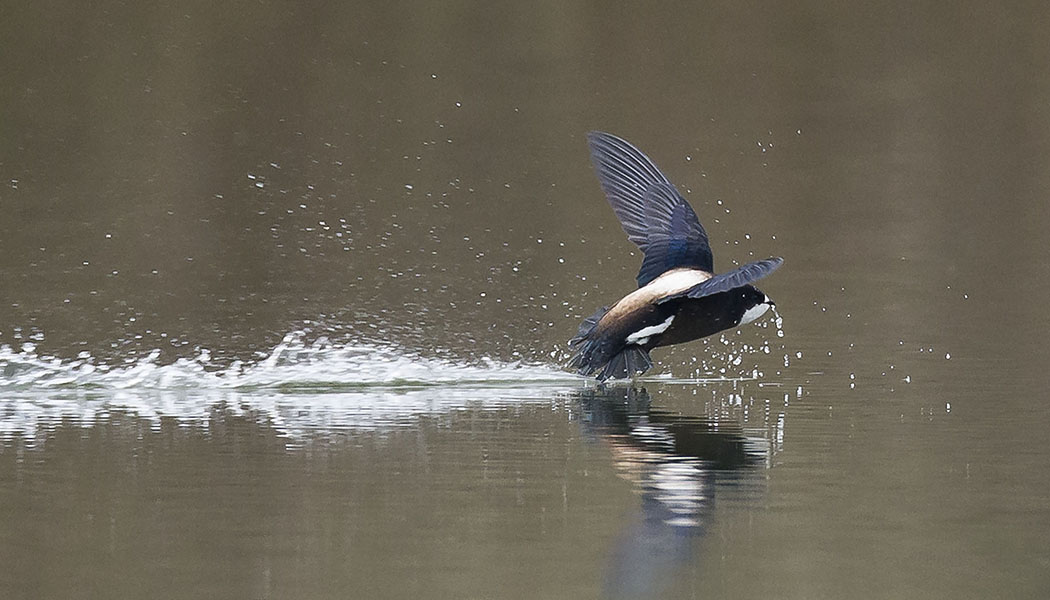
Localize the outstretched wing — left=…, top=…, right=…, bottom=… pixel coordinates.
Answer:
left=635, top=183, right=714, bottom=288
left=588, top=132, right=713, bottom=286
left=656, top=257, right=783, bottom=303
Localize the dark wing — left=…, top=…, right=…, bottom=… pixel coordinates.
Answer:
left=656, top=257, right=783, bottom=303
left=587, top=131, right=671, bottom=248
left=588, top=132, right=713, bottom=286
left=636, top=183, right=714, bottom=287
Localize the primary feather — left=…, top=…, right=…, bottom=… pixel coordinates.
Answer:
left=588, top=132, right=714, bottom=285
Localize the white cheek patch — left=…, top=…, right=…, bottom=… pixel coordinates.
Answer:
left=739, top=296, right=771, bottom=326
left=626, top=315, right=675, bottom=345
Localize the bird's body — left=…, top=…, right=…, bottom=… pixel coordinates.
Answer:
left=569, top=132, right=782, bottom=381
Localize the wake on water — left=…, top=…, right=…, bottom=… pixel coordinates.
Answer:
left=0, top=324, right=789, bottom=441
left=0, top=331, right=582, bottom=440
left=0, top=331, right=577, bottom=391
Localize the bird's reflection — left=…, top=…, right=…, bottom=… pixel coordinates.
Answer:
left=574, top=385, right=769, bottom=599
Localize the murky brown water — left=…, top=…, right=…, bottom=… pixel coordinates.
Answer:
left=3, top=2, right=1050, bottom=599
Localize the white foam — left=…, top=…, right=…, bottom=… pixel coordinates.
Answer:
left=0, top=332, right=584, bottom=441
left=0, top=332, right=577, bottom=391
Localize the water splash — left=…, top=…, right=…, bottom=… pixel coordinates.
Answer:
left=0, top=331, right=788, bottom=442
left=677, top=309, right=791, bottom=379
left=0, top=332, right=585, bottom=442
left=0, top=331, right=578, bottom=391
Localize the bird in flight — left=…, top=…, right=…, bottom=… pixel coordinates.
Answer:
left=569, top=132, right=783, bottom=381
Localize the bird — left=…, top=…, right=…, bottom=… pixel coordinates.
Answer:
left=568, top=132, right=783, bottom=381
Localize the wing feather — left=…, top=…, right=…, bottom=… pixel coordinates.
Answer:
left=656, top=257, right=784, bottom=302
left=588, top=132, right=714, bottom=286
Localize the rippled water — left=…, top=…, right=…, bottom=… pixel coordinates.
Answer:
left=4, top=2, right=1050, bottom=599
left=0, top=340, right=790, bottom=599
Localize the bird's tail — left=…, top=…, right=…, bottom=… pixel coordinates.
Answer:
left=569, top=305, right=652, bottom=380
left=568, top=306, right=609, bottom=375
left=596, top=346, right=653, bottom=381
left=569, top=306, right=608, bottom=347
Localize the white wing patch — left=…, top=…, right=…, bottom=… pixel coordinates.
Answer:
left=641, top=268, right=713, bottom=298
left=605, top=268, right=712, bottom=321
left=626, top=315, right=675, bottom=345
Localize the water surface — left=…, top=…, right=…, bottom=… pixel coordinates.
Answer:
left=3, top=2, right=1050, bottom=599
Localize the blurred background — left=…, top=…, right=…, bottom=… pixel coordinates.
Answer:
left=2, top=2, right=1049, bottom=599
